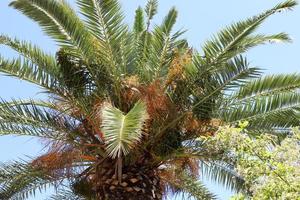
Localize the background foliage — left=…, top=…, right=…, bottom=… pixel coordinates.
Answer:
left=202, top=125, right=300, bottom=200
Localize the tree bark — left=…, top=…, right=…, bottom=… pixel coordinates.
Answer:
left=95, top=166, right=162, bottom=200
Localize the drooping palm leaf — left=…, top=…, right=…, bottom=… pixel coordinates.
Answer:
left=0, top=56, right=59, bottom=94
left=222, top=92, right=300, bottom=129
left=170, top=172, right=217, bottom=200
left=48, top=189, right=84, bottom=200
left=0, top=161, right=63, bottom=200
left=0, top=99, right=74, bottom=140
left=200, top=161, right=245, bottom=193
left=0, top=35, right=59, bottom=78
left=235, top=74, right=300, bottom=99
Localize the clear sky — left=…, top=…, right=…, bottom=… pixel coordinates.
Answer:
left=0, top=0, right=299, bottom=199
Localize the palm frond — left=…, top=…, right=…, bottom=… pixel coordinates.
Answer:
left=132, top=0, right=160, bottom=80
left=0, top=99, right=73, bottom=140
left=211, top=56, right=262, bottom=91
left=10, top=0, right=98, bottom=62
left=169, top=172, right=217, bottom=200
left=235, top=74, right=300, bottom=99
left=192, top=56, right=261, bottom=118
left=131, top=0, right=161, bottom=81
left=0, top=38, right=92, bottom=99
left=101, top=100, right=148, bottom=158
left=0, top=160, right=65, bottom=200
left=150, top=9, right=185, bottom=79
left=133, top=6, right=145, bottom=35
left=0, top=56, right=59, bottom=93
left=161, top=7, right=178, bottom=35
left=202, top=0, right=296, bottom=69
left=133, top=27, right=153, bottom=81
left=222, top=92, right=300, bottom=129
left=200, top=161, right=245, bottom=193
left=145, top=0, right=158, bottom=29
left=131, top=6, right=147, bottom=77
left=0, top=35, right=59, bottom=77
left=48, top=188, right=84, bottom=200
left=77, top=0, right=129, bottom=74
left=197, top=32, right=290, bottom=77
left=240, top=32, right=291, bottom=48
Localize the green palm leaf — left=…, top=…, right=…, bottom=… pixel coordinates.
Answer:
left=132, top=0, right=158, bottom=81
left=133, top=6, right=145, bottom=35
left=170, top=172, right=217, bottom=200
left=0, top=35, right=59, bottom=78
left=145, top=0, right=158, bottom=27
left=191, top=56, right=261, bottom=118
left=223, top=92, right=300, bottom=129
left=48, top=189, right=84, bottom=200
left=0, top=161, right=63, bottom=200
left=235, top=74, right=300, bottom=99
left=200, top=161, right=245, bottom=193
left=151, top=7, right=183, bottom=78
left=0, top=99, right=73, bottom=140
left=77, top=0, right=129, bottom=74
left=201, top=0, right=296, bottom=71
left=211, top=56, right=262, bottom=91
left=0, top=56, right=59, bottom=94
left=9, top=0, right=98, bottom=63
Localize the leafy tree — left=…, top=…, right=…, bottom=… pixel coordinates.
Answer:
left=203, top=125, right=300, bottom=200
left=0, top=0, right=299, bottom=199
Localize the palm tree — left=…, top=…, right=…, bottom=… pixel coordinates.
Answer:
left=0, top=0, right=299, bottom=199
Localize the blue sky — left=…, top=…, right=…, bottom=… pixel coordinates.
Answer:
left=0, top=0, right=299, bottom=199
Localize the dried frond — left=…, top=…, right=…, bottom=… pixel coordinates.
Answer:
left=31, top=148, right=81, bottom=177
left=183, top=112, right=223, bottom=138
left=158, top=165, right=182, bottom=194
left=140, top=80, right=176, bottom=122
left=165, top=157, right=200, bottom=177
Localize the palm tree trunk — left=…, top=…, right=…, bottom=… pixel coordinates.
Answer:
left=95, top=165, right=162, bottom=200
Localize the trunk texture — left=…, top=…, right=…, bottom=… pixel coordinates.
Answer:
left=95, top=165, right=162, bottom=200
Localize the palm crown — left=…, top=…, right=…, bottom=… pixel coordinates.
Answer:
left=0, top=0, right=299, bottom=199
